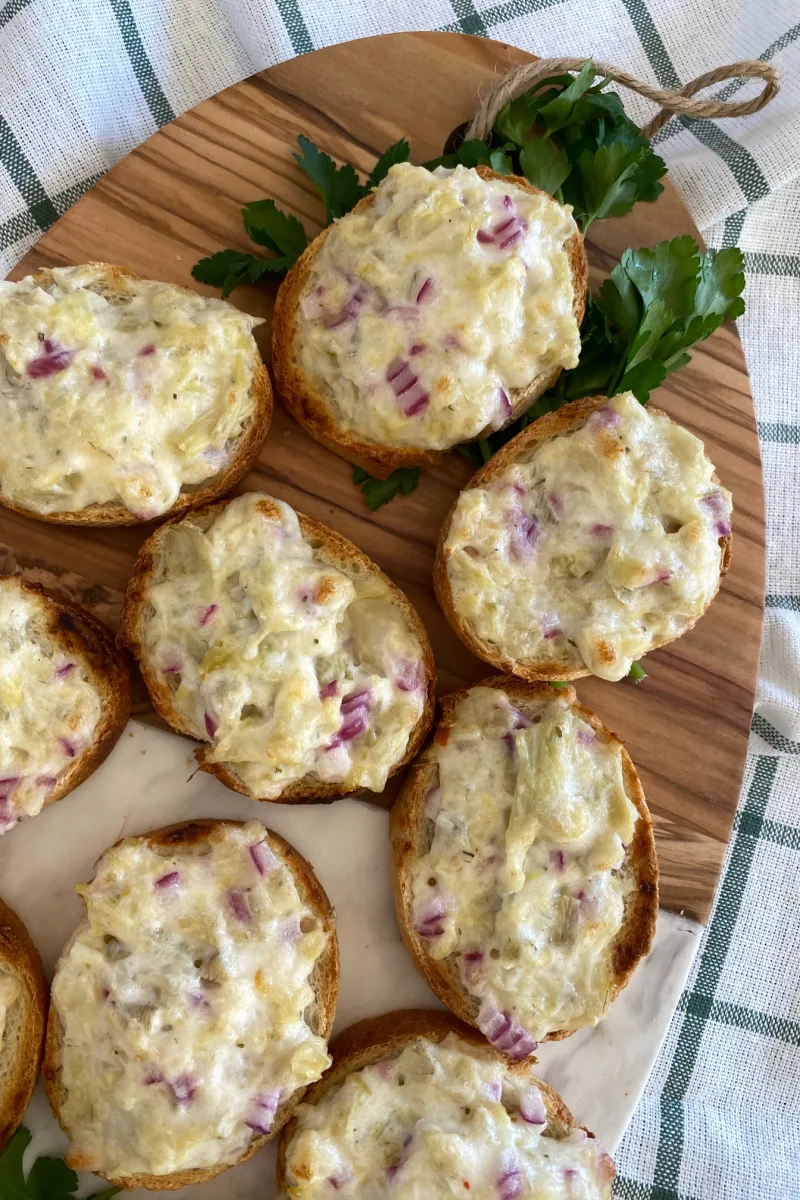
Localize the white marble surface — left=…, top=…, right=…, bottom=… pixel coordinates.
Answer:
left=0, top=720, right=701, bottom=1197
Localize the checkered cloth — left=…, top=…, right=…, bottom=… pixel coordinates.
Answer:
left=1, top=2, right=799, bottom=1197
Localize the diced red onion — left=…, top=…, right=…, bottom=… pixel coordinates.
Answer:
left=0, top=777, right=20, bottom=800
left=386, top=357, right=429, bottom=417
left=227, top=888, right=252, bottom=923
left=478, top=1000, right=538, bottom=1058
left=328, top=688, right=371, bottom=749
left=245, top=1089, right=280, bottom=1135
left=188, top=991, right=211, bottom=1011
left=462, top=949, right=484, bottom=987
left=60, top=737, right=77, bottom=758
left=416, top=278, right=434, bottom=303
left=319, top=680, right=339, bottom=700
left=577, top=729, right=595, bottom=747
left=27, top=339, right=73, bottom=378
left=55, top=662, right=75, bottom=678
left=476, top=201, right=528, bottom=253
left=250, top=839, right=278, bottom=876
left=497, top=1152, right=524, bottom=1199
left=510, top=706, right=532, bottom=730
left=395, top=660, right=423, bottom=693
left=547, top=490, right=565, bottom=519
left=138, top=343, right=156, bottom=357
left=91, top=364, right=108, bottom=382
left=169, top=1074, right=197, bottom=1105
left=324, top=283, right=368, bottom=329
left=199, top=604, right=218, bottom=626
left=154, top=871, right=181, bottom=890
left=385, top=305, right=420, bottom=321
left=409, top=342, right=425, bottom=356
left=280, top=916, right=301, bottom=942
left=386, top=1132, right=413, bottom=1179
left=492, top=387, right=512, bottom=429
left=519, top=1087, right=547, bottom=1125
left=588, top=406, right=621, bottom=429
left=652, top=568, right=673, bottom=585
left=161, top=662, right=182, bottom=675
left=203, top=446, right=228, bottom=470
left=37, top=775, right=58, bottom=790
left=590, top=524, right=614, bottom=539
left=444, top=332, right=463, bottom=350
left=701, top=492, right=732, bottom=537
left=416, top=896, right=446, bottom=938
left=549, top=849, right=565, bottom=872
left=542, top=616, right=562, bottom=640
left=506, top=507, right=543, bottom=561
left=484, top=1079, right=502, bottom=1102
left=143, top=1068, right=164, bottom=1085
left=204, top=712, right=218, bottom=739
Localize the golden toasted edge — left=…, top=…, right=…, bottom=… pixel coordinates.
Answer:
left=3, top=576, right=131, bottom=812
left=390, top=677, right=658, bottom=1047
left=271, top=168, right=588, bottom=479
left=0, top=263, right=271, bottom=527
left=433, top=394, right=733, bottom=680
left=42, top=818, right=339, bottom=1191
left=276, top=1007, right=614, bottom=1191
left=119, top=497, right=436, bottom=804
left=0, top=898, right=47, bottom=1152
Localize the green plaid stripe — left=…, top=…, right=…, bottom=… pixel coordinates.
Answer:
left=752, top=713, right=800, bottom=754
left=109, top=0, right=175, bottom=127
left=758, top=422, right=800, bottom=443
left=0, top=117, right=57, bottom=229
left=0, top=0, right=33, bottom=27
left=766, top=595, right=800, bottom=611
left=275, top=0, right=313, bottom=55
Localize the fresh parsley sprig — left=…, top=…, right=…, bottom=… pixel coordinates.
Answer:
left=0, top=1127, right=120, bottom=1200
left=457, top=238, right=746, bottom=466
left=429, top=61, right=667, bottom=232
left=352, top=465, right=421, bottom=511
left=192, top=136, right=410, bottom=297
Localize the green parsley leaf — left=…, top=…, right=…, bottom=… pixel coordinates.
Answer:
left=488, top=145, right=516, bottom=175
left=294, top=134, right=365, bottom=222
left=241, top=199, right=308, bottom=262
left=351, top=465, right=421, bottom=510
left=519, top=138, right=571, bottom=195
left=549, top=681, right=570, bottom=690
left=367, top=138, right=411, bottom=189
left=628, top=661, right=648, bottom=683
left=191, top=249, right=281, bottom=298
left=422, top=139, right=493, bottom=172
left=536, top=61, right=596, bottom=134
left=0, top=1128, right=121, bottom=1200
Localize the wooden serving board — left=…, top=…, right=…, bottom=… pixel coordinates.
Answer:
left=2, top=32, right=764, bottom=923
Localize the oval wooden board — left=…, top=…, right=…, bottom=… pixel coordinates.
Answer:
left=2, top=32, right=764, bottom=923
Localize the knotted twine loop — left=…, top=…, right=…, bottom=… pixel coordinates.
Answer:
left=464, top=56, right=780, bottom=143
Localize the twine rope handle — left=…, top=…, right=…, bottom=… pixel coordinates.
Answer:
left=465, top=56, right=780, bottom=142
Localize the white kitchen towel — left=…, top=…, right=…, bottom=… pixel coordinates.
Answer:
left=1, top=2, right=799, bottom=1197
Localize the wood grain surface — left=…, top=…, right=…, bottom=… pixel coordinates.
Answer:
left=3, top=32, right=764, bottom=922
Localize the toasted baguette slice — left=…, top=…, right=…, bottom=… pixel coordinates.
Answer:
left=391, top=678, right=658, bottom=1049
left=43, top=818, right=339, bottom=1191
left=0, top=898, right=47, bottom=1151
left=272, top=166, right=587, bottom=479
left=0, top=575, right=131, bottom=833
left=0, top=264, right=271, bottom=526
left=119, top=494, right=435, bottom=803
left=434, top=393, right=733, bottom=681
left=277, top=1009, right=616, bottom=1196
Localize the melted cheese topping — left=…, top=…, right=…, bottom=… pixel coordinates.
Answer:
left=0, top=264, right=262, bottom=517
left=281, top=1033, right=614, bottom=1198
left=411, top=689, right=639, bottom=1044
left=0, top=971, right=20, bottom=1051
left=444, top=391, right=732, bottom=680
left=0, top=578, right=102, bottom=835
left=296, top=164, right=579, bottom=451
left=141, top=493, right=425, bottom=797
left=51, top=820, right=332, bottom=1179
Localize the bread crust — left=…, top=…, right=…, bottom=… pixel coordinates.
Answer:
left=272, top=168, right=588, bottom=479
left=42, top=817, right=339, bottom=1191
left=0, top=263, right=272, bottom=526
left=390, top=677, right=658, bottom=1047
left=2, top=575, right=131, bottom=815
left=119, top=497, right=436, bottom=804
left=0, top=898, right=47, bottom=1152
left=434, top=394, right=733, bottom=680
left=276, top=1007, right=615, bottom=1191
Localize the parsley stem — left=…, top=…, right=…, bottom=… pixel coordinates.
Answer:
left=479, top=438, right=492, bottom=463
